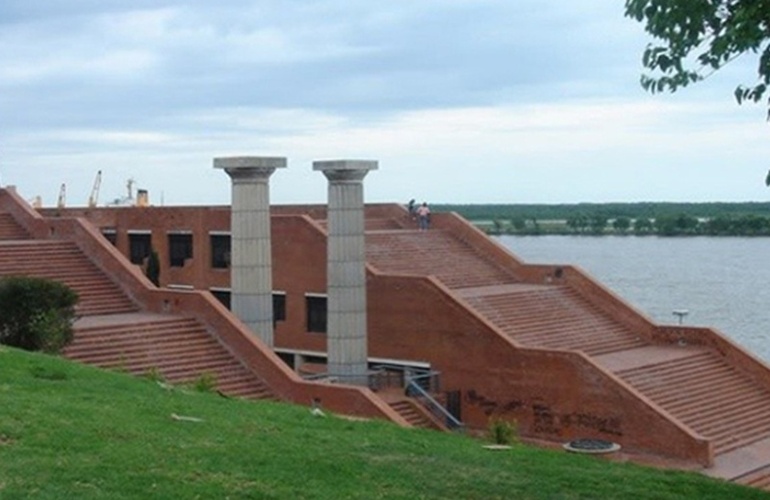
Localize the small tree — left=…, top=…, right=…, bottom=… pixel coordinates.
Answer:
left=145, top=249, right=160, bottom=286
left=0, top=276, right=78, bottom=353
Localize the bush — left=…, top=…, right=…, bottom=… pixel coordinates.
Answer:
left=0, top=276, right=78, bottom=353
left=488, top=417, right=518, bottom=445
left=194, top=372, right=218, bottom=393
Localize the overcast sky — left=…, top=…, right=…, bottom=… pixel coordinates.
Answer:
left=2, top=1, right=769, bottom=206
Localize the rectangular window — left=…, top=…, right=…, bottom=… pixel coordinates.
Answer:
left=306, top=295, right=327, bottom=333
left=128, top=233, right=152, bottom=264
left=168, top=233, right=193, bottom=267
left=273, top=292, right=286, bottom=324
left=211, top=289, right=231, bottom=310
left=210, top=234, right=230, bottom=269
left=101, top=228, right=117, bottom=246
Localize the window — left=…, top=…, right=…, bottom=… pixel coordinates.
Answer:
left=306, top=295, right=327, bottom=333
left=101, top=228, right=117, bottom=246
left=210, top=234, right=230, bottom=269
left=273, top=292, right=286, bottom=325
left=168, top=233, right=193, bottom=267
left=211, top=289, right=231, bottom=309
left=128, top=233, right=152, bottom=264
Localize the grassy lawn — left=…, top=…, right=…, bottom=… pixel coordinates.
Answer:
left=0, top=346, right=766, bottom=499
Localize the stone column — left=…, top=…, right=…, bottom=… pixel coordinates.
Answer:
left=314, top=159, right=378, bottom=385
left=214, top=156, right=286, bottom=347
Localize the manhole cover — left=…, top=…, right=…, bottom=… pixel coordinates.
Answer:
left=562, top=438, right=621, bottom=454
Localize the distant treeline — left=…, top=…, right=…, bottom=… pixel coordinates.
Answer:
left=434, top=202, right=770, bottom=236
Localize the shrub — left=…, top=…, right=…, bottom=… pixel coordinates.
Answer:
left=194, top=372, right=217, bottom=393
left=144, top=367, right=165, bottom=383
left=0, top=276, right=78, bottom=353
left=488, top=417, right=518, bottom=446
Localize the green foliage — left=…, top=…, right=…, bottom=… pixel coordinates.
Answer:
left=145, top=249, right=160, bottom=286
left=613, top=216, right=632, bottom=234
left=0, top=276, right=78, bottom=353
left=488, top=417, right=518, bottom=445
left=143, top=366, right=165, bottom=383
left=193, top=371, right=218, bottom=393
left=625, top=0, right=770, bottom=116
left=438, top=203, right=770, bottom=237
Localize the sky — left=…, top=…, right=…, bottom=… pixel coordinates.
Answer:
left=2, top=1, right=769, bottom=207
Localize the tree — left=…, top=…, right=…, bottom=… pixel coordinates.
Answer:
left=0, top=276, right=78, bottom=353
left=625, top=1, right=770, bottom=113
left=613, top=216, right=632, bottom=234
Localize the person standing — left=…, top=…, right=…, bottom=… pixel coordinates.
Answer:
left=416, top=202, right=431, bottom=231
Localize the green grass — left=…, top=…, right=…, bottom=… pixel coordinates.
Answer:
left=0, top=346, right=766, bottom=499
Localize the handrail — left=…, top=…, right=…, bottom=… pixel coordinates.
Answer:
left=406, top=379, right=464, bottom=431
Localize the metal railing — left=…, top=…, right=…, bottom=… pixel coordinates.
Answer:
left=300, top=363, right=464, bottom=431
left=405, top=378, right=464, bottom=431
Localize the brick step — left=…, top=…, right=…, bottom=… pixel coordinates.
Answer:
left=705, top=412, right=770, bottom=446
left=513, top=327, right=640, bottom=346
left=735, top=464, right=770, bottom=490
left=73, top=324, right=200, bottom=341
left=72, top=320, right=202, bottom=339
left=389, top=401, right=429, bottom=427
left=616, top=352, right=715, bottom=378
left=75, top=318, right=199, bottom=335
left=622, top=362, right=730, bottom=389
left=93, top=352, right=243, bottom=378
left=217, top=378, right=277, bottom=398
left=506, top=316, right=627, bottom=334
left=76, top=304, right=139, bottom=316
left=648, top=375, right=750, bottom=405
left=389, top=400, right=435, bottom=428
left=679, top=392, right=770, bottom=423
left=69, top=338, right=227, bottom=362
left=73, top=320, right=206, bottom=338
left=674, top=389, right=769, bottom=426
left=627, top=365, right=738, bottom=394
left=65, top=336, right=221, bottom=363
left=715, top=423, right=770, bottom=456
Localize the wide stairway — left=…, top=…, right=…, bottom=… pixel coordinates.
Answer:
left=366, top=229, right=519, bottom=289
left=0, top=211, right=277, bottom=401
left=65, top=313, right=276, bottom=399
left=366, top=225, right=770, bottom=489
left=0, top=240, right=137, bottom=316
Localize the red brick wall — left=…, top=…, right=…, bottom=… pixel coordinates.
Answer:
left=366, top=272, right=711, bottom=465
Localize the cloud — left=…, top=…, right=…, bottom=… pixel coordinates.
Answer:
left=1, top=1, right=768, bottom=207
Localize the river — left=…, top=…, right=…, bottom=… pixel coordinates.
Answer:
left=497, top=235, right=770, bottom=363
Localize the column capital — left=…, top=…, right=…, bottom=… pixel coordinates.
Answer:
left=313, top=160, right=378, bottom=182
left=214, top=156, right=287, bottom=182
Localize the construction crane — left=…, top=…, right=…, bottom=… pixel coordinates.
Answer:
left=57, top=183, right=66, bottom=209
left=88, top=170, right=102, bottom=208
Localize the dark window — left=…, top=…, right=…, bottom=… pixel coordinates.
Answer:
left=276, top=352, right=295, bottom=369
left=168, top=233, right=193, bottom=267
left=101, top=229, right=117, bottom=246
left=211, top=289, right=231, bottom=309
left=128, top=233, right=152, bottom=264
left=210, top=234, right=230, bottom=269
left=306, top=295, right=327, bottom=333
left=273, top=293, right=286, bottom=323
